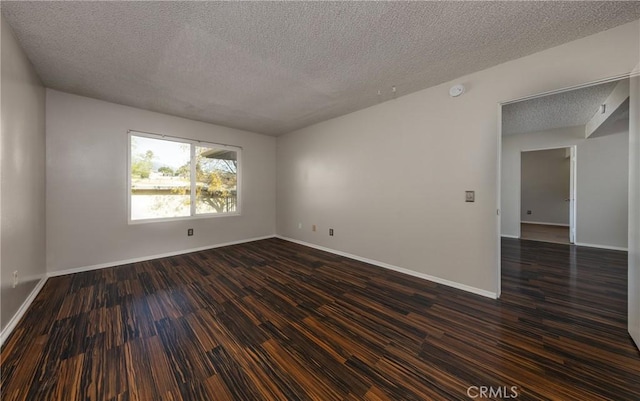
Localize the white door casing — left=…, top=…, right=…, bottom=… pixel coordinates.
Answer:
left=569, top=146, right=577, bottom=244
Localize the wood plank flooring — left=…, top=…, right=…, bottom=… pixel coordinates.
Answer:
left=1, top=238, right=639, bottom=400
left=520, top=223, right=570, bottom=244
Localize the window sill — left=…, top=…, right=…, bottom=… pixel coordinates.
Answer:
left=128, top=212, right=241, bottom=225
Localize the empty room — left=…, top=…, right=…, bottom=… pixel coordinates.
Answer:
left=1, top=2, right=639, bottom=400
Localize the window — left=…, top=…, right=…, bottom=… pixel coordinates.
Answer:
left=129, top=131, right=240, bottom=222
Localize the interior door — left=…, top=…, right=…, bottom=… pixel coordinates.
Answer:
left=629, top=71, right=640, bottom=350
left=569, top=146, right=577, bottom=244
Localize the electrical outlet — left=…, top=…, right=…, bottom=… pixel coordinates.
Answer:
left=465, top=191, right=475, bottom=202
left=527, top=210, right=532, bottom=215
left=187, top=228, right=194, bottom=236
left=312, top=224, right=316, bottom=232
left=12, top=271, right=18, bottom=288
left=329, top=228, right=334, bottom=236
left=298, top=223, right=302, bottom=229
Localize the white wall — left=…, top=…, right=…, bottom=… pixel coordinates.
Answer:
left=0, top=16, right=46, bottom=331
left=502, top=126, right=628, bottom=249
left=576, top=131, right=629, bottom=248
left=46, top=90, right=276, bottom=273
left=628, top=71, right=640, bottom=348
left=520, top=148, right=570, bottom=225
left=277, top=20, right=640, bottom=297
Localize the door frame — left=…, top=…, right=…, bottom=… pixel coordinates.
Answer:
left=628, top=69, right=640, bottom=350
left=518, top=145, right=576, bottom=244
left=569, top=146, right=577, bottom=244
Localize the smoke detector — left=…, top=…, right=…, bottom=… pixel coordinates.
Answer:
left=449, top=84, right=465, bottom=97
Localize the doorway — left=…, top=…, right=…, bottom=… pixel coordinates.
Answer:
left=519, top=146, right=576, bottom=245
left=497, top=75, right=635, bottom=349
left=499, top=78, right=629, bottom=250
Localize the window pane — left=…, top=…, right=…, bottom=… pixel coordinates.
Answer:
left=131, top=136, right=191, bottom=220
left=195, top=145, right=238, bottom=214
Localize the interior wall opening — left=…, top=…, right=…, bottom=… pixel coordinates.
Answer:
left=520, top=146, right=573, bottom=245
left=497, top=76, right=633, bottom=348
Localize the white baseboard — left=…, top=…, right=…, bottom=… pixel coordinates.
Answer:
left=48, top=235, right=277, bottom=277
left=275, top=236, right=498, bottom=299
left=0, top=276, right=48, bottom=348
left=501, top=234, right=520, bottom=239
left=574, top=242, right=628, bottom=251
left=521, top=221, right=570, bottom=227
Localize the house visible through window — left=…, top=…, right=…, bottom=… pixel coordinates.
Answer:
left=129, top=131, right=240, bottom=222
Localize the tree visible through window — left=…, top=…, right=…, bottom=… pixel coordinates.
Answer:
left=129, top=132, right=240, bottom=222
left=195, top=145, right=238, bottom=214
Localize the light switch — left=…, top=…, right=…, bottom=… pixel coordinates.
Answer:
left=465, top=191, right=475, bottom=202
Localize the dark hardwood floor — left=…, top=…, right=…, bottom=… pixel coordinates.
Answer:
left=1, top=238, right=639, bottom=400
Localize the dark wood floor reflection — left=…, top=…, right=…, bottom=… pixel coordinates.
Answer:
left=1, top=238, right=639, bottom=400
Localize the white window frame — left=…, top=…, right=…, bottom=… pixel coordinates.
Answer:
left=127, top=130, right=242, bottom=224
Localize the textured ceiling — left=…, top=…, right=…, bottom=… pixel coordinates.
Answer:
left=3, top=2, right=640, bottom=136
left=502, top=81, right=619, bottom=136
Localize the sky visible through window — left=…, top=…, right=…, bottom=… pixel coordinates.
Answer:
left=131, top=136, right=189, bottom=169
